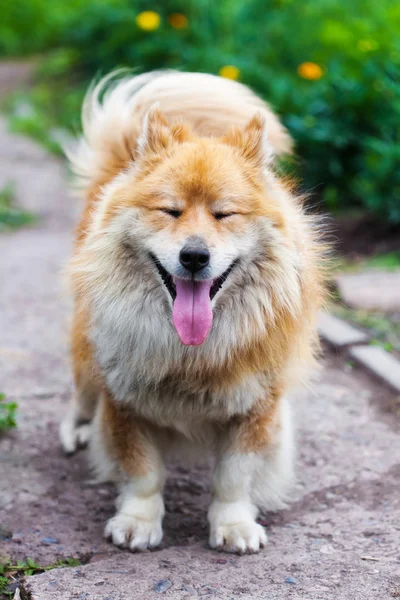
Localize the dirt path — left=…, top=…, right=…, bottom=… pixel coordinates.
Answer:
left=0, top=116, right=399, bottom=600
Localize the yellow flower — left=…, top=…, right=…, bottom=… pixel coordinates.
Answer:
left=358, top=39, right=379, bottom=52
left=135, top=11, right=161, bottom=31
left=297, top=62, right=323, bottom=80
left=168, top=13, right=188, bottom=29
left=219, top=65, right=240, bottom=80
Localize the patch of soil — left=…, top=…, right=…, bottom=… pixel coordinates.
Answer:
left=331, top=213, right=400, bottom=259
left=323, top=343, right=400, bottom=422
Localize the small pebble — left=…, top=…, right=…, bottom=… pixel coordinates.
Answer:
left=42, top=536, right=59, bottom=544
left=74, top=569, right=86, bottom=579
left=154, top=579, right=172, bottom=593
left=320, top=544, right=335, bottom=554
left=182, top=584, right=197, bottom=597
left=11, top=537, right=22, bottom=544
left=159, top=560, right=172, bottom=567
left=46, top=580, right=58, bottom=591
left=284, top=577, right=297, bottom=584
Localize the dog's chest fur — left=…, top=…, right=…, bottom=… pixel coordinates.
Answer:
left=90, top=307, right=268, bottom=427
left=84, top=257, right=274, bottom=428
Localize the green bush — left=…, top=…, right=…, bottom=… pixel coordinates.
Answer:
left=2, top=0, right=400, bottom=224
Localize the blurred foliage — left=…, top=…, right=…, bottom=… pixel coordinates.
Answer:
left=334, top=251, right=400, bottom=273
left=361, top=251, right=400, bottom=271
left=0, top=183, right=36, bottom=230
left=1, top=0, right=400, bottom=223
left=0, top=393, right=17, bottom=433
left=332, top=306, right=400, bottom=355
left=0, top=557, right=81, bottom=598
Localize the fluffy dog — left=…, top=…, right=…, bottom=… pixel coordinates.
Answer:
left=60, top=71, right=326, bottom=554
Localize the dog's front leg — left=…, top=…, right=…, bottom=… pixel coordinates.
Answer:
left=208, top=394, right=294, bottom=554
left=96, top=392, right=165, bottom=551
left=208, top=452, right=267, bottom=554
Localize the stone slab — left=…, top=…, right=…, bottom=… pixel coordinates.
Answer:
left=350, top=344, right=400, bottom=393
left=336, top=271, right=400, bottom=312
left=24, top=530, right=400, bottom=600
left=318, top=311, right=369, bottom=347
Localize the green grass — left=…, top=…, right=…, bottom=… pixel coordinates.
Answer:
left=333, top=251, right=400, bottom=274
left=0, top=394, right=17, bottom=433
left=0, top=557, right=81, bottom=599
left=332, top=305, right=400, bottom=354
left=0, top=183, right=36, bottom=230
left=362, top=251, right=400, bottom=272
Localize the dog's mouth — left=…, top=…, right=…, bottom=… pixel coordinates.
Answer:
left=150, top=254, right=237, bottom=346
left=150, top=254, right=237, bottom=301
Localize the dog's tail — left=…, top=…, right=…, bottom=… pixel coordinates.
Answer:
left=65, top=70, right=163, bottom=195
left=66, top=69, right=293, bottom=196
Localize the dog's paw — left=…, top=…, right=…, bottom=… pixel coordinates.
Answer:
left=105, top=513, right=163, bottom=551
left=208, top=499, right=267, bottom=554
left=59, top=418, right=91, bottom=454
left=209, top=520, right=267, bottom=554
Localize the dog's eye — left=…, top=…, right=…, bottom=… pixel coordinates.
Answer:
left=214, top=212, right=237, bottom=220
left=159, top=208, right=182, bottom=218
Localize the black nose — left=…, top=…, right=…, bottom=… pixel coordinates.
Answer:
left=179, top=246, right=210, bottom=273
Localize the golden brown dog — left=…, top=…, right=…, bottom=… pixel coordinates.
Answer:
left=60, top=71, right=326, bottom=554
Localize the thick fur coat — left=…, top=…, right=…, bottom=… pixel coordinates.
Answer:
left=60, top=70, right=326, bottom=554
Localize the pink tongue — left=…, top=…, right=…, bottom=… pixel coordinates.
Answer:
left=172, top=279, right=213, bottom=346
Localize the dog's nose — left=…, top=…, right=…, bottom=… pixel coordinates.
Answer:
left=179, top=246, right=210, bottom=273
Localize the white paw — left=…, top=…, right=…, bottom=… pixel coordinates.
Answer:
left=208, top=500, right=267, bottom=554
left=209, top=520, right=267, bottom=554
left=59, top=418, right=91, bottom=454
left=105, top=513, right=163, bottom=551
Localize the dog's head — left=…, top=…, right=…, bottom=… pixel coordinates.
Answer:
left=79, top=108, right=304, bottom=349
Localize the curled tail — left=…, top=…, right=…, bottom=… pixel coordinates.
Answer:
left=67, top=69, right=293, bottom=199
left=66, top=70, right=166, bottom=194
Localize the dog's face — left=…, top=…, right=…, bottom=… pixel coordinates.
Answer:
left=86, top=109, right=300, bottom=349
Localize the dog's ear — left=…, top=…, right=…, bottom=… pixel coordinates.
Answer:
left=223, top=113, right=274, bottom=168
left=136, top=105, right=191, bottom=159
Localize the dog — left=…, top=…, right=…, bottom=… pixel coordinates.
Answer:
left=59, top=70, right=326, bottom=554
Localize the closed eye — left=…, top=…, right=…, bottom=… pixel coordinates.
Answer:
left=214, top=212, right=237, bottom=220
left=159, top=208, right=182, bottom=218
